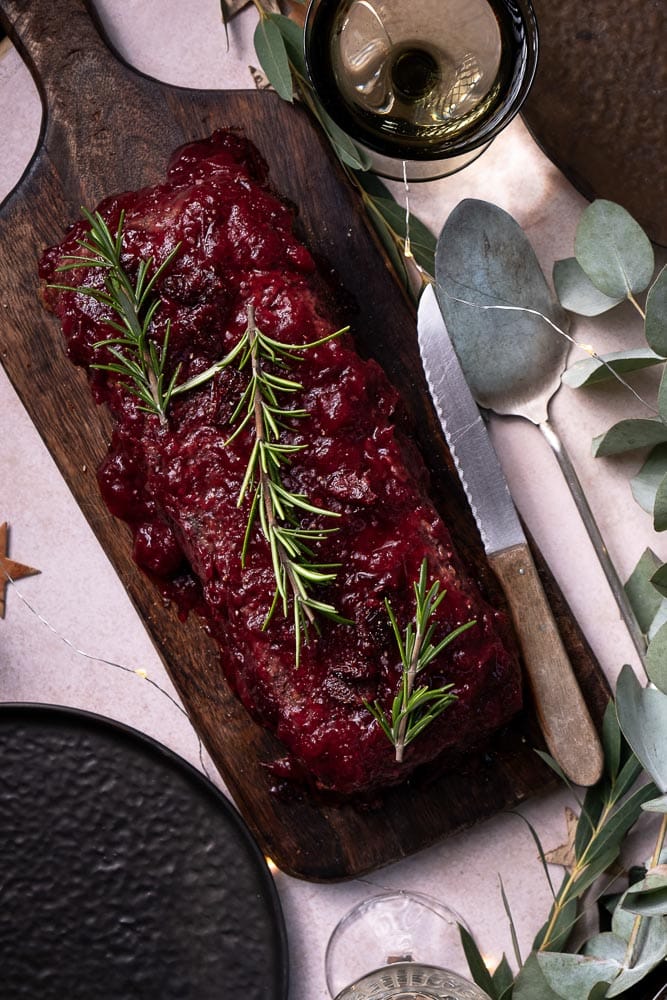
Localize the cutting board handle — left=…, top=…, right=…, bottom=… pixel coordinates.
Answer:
left=0, top=0, right=121, bottom=97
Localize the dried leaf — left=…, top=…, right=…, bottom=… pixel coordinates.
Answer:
left=562, top=348, right=663, bottom=388
left=554, top=257, right=624, bottom=316
left=592, top=418, right=667, bottom=457
left=645, top=265, right=667, bottom=357
left=544, top=807, right=579, bottom=870
left=574, top=199, right=655, bottom=299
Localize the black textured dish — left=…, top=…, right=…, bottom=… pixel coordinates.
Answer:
left=0, top=703, right=288, bottom=1000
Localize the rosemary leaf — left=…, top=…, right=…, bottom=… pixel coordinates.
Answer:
left=366, top=558, right=476, bottom=761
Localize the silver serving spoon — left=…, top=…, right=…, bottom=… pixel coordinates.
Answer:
left=435, top=200, right=647, bottom=668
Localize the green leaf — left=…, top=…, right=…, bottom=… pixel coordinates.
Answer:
left=585, top=782, right=658, bottom=865
left=646, top=620, right=667, bottom=693
left=253, top=16, right=294, bottom=102
left=492, top=955, right=515, bottom=998
left=623, top=868, right=667, bottom=916
left=601, top=698, right=621, bottom=780
left=269, top=13, right=307, bottom=77
left=616, top=664, right=667, bottom=792
left=357, top=175, right=436, bottom=275
left=459, top=925, right=497, bottom=996
left=570, top=845, right=622, bottom=896
left=533, top=873, right=579, bottom=953
left=512, top=952, right=564, bottom=1000
left=312, top=96, right=372, bottom=171
left=592, top=418, right=667, bottom=457
left=625, top=549, right=666, bottom=632
left=583, top=931, right=627, bottom=963
left=606, top=908, right=667, bottom=995
left=642, top=792, right=667, bottom=812
left=658, top=365, right=667, bottom=419
left=434, top=199, right=569, bottom=420
left=651, top=562, right=667, bottom=597
left=554, top=257, right=625, bottom=315
left=574, top=199, right=655, bottom=299
left=631, top=448, right=667, bottom=516
left=645, top=265, right=667, bottom=357
left=536, top=951, right=619, bottom=999
left=562, top=349, right=663, bottom=388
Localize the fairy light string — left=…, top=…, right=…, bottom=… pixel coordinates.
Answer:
left=1, top=568, right=214, bottom=780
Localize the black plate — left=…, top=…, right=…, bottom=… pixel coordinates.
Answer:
left=0, top=703, right=289, bottom=1000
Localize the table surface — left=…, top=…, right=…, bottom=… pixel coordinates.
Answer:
left=0, top=3, right=662, bottom=997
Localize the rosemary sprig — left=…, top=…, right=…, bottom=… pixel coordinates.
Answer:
left=366, top=558, right=476, bottom=762
left=230, top=304, right=350, bottom=664
left=52, top=209, right=233, bottom=425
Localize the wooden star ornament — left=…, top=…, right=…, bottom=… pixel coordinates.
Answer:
left=0, top=522, right=40, bottom=618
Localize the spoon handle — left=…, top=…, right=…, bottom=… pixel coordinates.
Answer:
left=539, top=419, right=647, bottom=667
left=489, top=542, right=604, bottom=786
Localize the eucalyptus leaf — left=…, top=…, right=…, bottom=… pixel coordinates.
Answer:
left=658, top=365, right=667, bottom=419
left=435, top=199, right=569, bottom=423
left=601, top=697, right=622, bottom=780
left=554, top=257, right=624, bottom=315
left=533, top=885, right=578, bottom=954
left=512, top=952, right=564, bottom=1000
left=536, top=950, right=618, bottom=999
left=616, top=664, right=667, bottom=792
left=562, top=349, right=663, bottom=388
left=585, top=782, right=659, bottom=865
left=492, top=955, right=515, bottom=998
left=570, top=845, right=622, bottom=896
left=583, top=931, right=627, bottom=963
left=253, top=16, right=294, bottom=102
left=631, top=448, right=667, bottom=516
left=624, top=548, right=665, bottom=636
left=651, top=562, right=667, bottom=597
left=574, top=200, right=655, bottom=299
left=654, top=473, right=667, bottom=532
left=459, top=925, right=497, bottom=996
left=313, top=98, right=372, bottom=171
left=646, top=620, right=667, bottom=693
left=642, top=792, right=667, bottom=812
left=606, top=911, right=667, bottom=995
left=645, top=265, right=667, bottom=357
left=592, top=418, right=667, bottom=457
left=269, top=13, right=307, bottom=77
left=649, top=601, right=667, bottom=641
left=623, top=867, right=667, bottom=916
left=362, top=191, right=436, bottom=275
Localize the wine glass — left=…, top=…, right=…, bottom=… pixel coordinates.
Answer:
left=325, top=890, right=492, bottom=999
left=304, top=0, right=538, bottom=180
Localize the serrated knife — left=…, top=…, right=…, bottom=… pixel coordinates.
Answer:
left=418, top=283, right=603, bottom=787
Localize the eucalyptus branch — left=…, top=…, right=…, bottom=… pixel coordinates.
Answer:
left=51, top=209, right=238, bottom=425
left=230, top=303, right=350, bottom=663
left=365, top=558, right=476, bottom=762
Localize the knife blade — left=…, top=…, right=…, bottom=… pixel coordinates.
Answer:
left=418, top=283, right=603, bottom=786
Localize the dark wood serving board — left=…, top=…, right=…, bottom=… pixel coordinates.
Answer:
left=0, top=0, right=610, bottom=881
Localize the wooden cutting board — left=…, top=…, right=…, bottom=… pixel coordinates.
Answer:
left=0, top=0, right=609, bottom=881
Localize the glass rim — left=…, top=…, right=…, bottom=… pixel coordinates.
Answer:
left=304, top=0, right=539, bottom=163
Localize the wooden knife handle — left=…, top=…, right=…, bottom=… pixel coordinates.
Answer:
left=489, top=542, right=604, bottom=787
